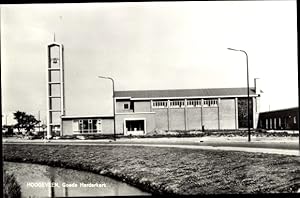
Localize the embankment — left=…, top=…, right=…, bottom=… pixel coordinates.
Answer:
left=3, top=144, right=300, bottom=194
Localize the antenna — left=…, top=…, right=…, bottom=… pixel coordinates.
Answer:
left=52, top=15, right=62, bottom=43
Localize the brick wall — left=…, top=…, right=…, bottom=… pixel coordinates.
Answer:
left=202, top=107, right=218, bottom=129
left=219, top=98, right=236, bottom=129
left=153, top=109, right=168, bottom=130
left=116, top=100, right=133, bottom=113
left=62, top=120, right=73, bottom=136
left=134, top=101, right=151, bottom=112
left=186, top=107, right=202, bottom=130
left=169, top=108, right=185, bottom=130
left=102, top=119, right=114, bottom=134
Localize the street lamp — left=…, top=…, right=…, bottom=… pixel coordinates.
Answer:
left=98, top=76, right=116, bottom=141
left=228, top=48, right=251, bottom=142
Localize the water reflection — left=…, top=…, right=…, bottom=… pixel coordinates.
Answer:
left=4, top=162, right=150, bottom=197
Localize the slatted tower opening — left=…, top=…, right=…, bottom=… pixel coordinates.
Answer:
left=47, top=42, right=65, bottom=138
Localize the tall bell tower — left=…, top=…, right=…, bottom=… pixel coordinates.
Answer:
left=46, top=34, right=65, bottom=138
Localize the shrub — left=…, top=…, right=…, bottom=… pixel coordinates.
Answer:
left=3, top=170, right=21, bottom=198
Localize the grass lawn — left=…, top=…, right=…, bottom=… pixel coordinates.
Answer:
left=3, top=144, right=300, bottom=194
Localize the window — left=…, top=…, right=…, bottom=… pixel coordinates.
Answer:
left=278, top=118, right=281, bottom=127
left=73, top=119, right=102, bottom=134
left=274, top=118, right=276, bottom=129
left=266, top=119, right=268, bottom=129
left=203, top=99, right=218, bottom=107
left=187, top=100, right=201, bottom=107
left=294, top=116, right=297, bottom=124
left=152, top=100, right=168, bottom=108
left=270, top=118, right=272, bottom=129
left=124, top=104, right=129, bottom=109
left=170, top=100, right=184, bottom=108
left=203, top=100, right=208, bottom=106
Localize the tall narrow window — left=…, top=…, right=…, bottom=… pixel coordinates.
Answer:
left=79, top=120, right=83, bottom=133
left=83, top=120, right=89, bottom=133
left=72, top=120, right=79, bottom=133
left=97, top=120, right=102, bottom=132
left=88, top=119, right=93, bottom=133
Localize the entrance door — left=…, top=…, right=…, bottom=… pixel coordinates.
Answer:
left=125, top=120, right=145, bottom=136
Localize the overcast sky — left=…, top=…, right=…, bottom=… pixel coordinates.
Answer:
left=1, top=1, right=298, bottom=124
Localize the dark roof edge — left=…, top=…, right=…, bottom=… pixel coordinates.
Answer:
left=260, top=107, right=299, bottom=114
left=114, top=87, right=255, bottom=93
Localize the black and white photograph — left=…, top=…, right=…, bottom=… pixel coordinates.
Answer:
left=1, top=1, right=299, bottom=197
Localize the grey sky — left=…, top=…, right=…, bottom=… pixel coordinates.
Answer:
left=1, top=1, right=298, bottom=124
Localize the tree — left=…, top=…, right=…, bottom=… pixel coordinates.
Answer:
left=13, top=111, right=26, bottom=133
left=13, top=111, right=40, bottom=133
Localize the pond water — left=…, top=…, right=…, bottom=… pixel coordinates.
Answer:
left=4, top=161, right=151, bottom=197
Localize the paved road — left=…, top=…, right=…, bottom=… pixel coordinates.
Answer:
left=3, top=139, right=299, bottom=156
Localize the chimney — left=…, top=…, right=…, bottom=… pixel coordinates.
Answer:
left=254, top=78, right=260, bottom=95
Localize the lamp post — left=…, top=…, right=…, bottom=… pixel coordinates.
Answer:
left=228, top=48, right=251, bottom=142
left=98, top=76, right=116, bottom=141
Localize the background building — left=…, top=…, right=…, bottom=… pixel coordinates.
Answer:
left=257, top=107, right=299, bottom=130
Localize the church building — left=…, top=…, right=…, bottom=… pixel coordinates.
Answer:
left=46, top=41, right=262, bottom=137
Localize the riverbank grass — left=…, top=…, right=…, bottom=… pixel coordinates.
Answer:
left=3, top=144, right=300, bottom=194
